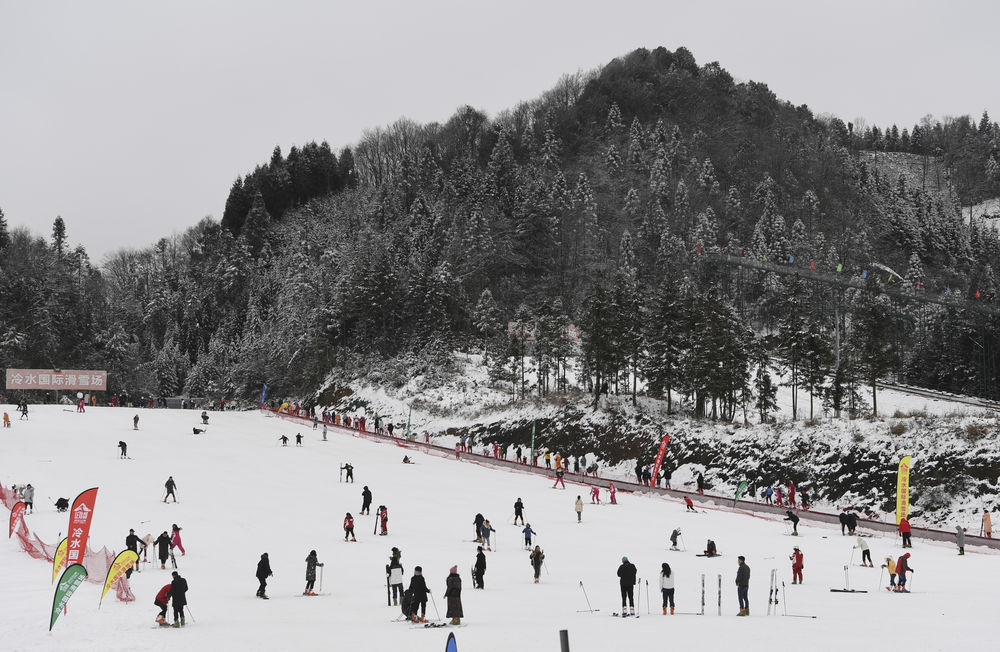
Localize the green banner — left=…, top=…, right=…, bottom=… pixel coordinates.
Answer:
left=529, top=420, right=536, bottom=465
left=733, top=481, right=749, bottom=506
left=50, top=563, right=88, bottom=631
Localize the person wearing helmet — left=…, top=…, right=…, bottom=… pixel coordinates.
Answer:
left=790, top=546, right=804, bottom=584
left=617, top=556, right=638, bottom=616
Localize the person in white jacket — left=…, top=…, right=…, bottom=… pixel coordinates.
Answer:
left=574, top=496, right=584, bottom=523
left=22, top=484, right=35, bottom=514
left=854, top=536, right=873, bottom=567
left=659, top=562, right=675, bottom=615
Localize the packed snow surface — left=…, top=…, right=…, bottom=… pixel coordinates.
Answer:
left=1, top=406, right=996, bottom=651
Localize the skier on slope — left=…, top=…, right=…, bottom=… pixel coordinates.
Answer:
left=163, top=476, right=177, bottom=502
left=784, top=510, right=800, bottom=536
left=119, top=441, right=128, bottom=459
left=407, top=566, right=429, bottom=622
left=575, top=495, right=583, bottom=522
left=22, top=484, right=35, bottom=514
left=898, top=517, right=913, bottom=548
left=984, top=510, right=993, bottom=538
left=660, top=563, right=676, bottom=615
left=444, top=565, right=463, bottom=625
left=256, top=553, right=273, bottom=598
left=895, top=552, right=913, bottom=592
left=855, top=536, right=873, bottom=566
left=154, top=531, right=173, bottom=569
left=617, top=556, right=638, bottom=616
left=787, top=481, right=796, bottom=508
left=125, top=528, right=146, bottom=578
left=845, top=511, right=859, bottom=535
left=379, top=505, right=389, bottom=535
left=553, top=468, right=566, bottom=489
left=279, top=435, right=289, bottom=447
left=704, top=539, right=718, bottom=556
left=775, top=487, right=784, bottom=507
left=473, top=546, right=487, bottom=589
left=295, top=433, right=303, bottom=447
left=590, top=486, right=601, bottom=504
left=479, top=519, right=495, bottom=551
left=154, top=582, right=172, bottom=625
left=361, top=486, right=372, bottom=514
left=171, top=524, right=185, bottom=556
left=513, top=498, right=525, bottom=525
left=170, top=571, right=188, bottom=627
left=839, top=510, right=850, bottom=535
left=669, top=528, right=682, bottom=551
left=609, top=482, right=617, bottom=504
left=341, top=463, right=354, bottom=483
left=684, top=496, right=697, bottom=512
left=344, top=513, right=357, bottom=541
left=955, top=526, right=966, bottom=556
left=530, top=546, right=545, bottom=583
left=473, top=513, right=485, bottom=542
left=789, top=546, right=804, bottom=584
left=304, top=550, right=323, bottom=596
left=882, top=556, right=897, bottom=590
left=522, top=524, right=536, bottom=548
left=386, top=551, right=404, bottom=605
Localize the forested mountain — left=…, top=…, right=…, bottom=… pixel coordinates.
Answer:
left=1, top=46, right=998, bottom=412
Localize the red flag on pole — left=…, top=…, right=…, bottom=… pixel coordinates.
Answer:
left=9, top=501, right=25, bottom=538
left=650, top=435, right=672, bottom=487
left=65, top=488, right=98, bottom=569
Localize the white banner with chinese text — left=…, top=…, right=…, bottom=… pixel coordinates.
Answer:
left=5, top=369, right=108, bottom=391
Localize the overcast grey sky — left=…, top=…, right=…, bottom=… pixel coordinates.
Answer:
left=2, top=1, right=997, bottom=261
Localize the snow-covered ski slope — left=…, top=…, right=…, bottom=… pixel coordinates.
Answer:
left=1, top=406, right=996, bottom=651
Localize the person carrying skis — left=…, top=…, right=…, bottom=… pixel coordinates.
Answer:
left=256, top=553, right=273, bottom=598
left=170, top=571, right=188, bottom=627
left=164, top=476, right=177, bottom=502
left=898, top=517, right=912, bottom=548
left=473, top=546, right=487, bottom=589
left=341, top=463, right=354, bottom=483
left=361, top=486, right=372, bottom=515
left=118, top=441, right=128, bottom=459
left=789, top=546, right=804, bottom=584
left=279, top=435, right=289, bottom=447
left=895, top=552, right=913, bottom=592
left=154, top=531, right=173, bottom=569
left=784, top=510, right=800, bottom=535
left=955, top=526, right=966, bottom=556
left=704, top=539, right=718, bottom=556
left=295, top=433, right=303, bottom=447
left=444, top=565, right=463, bottom=625
left=154, top=582, right=172, bottom=625
left=575, top=495, right=583, bottom=523
left=684, top=496, right=697, bottom=512
left=379, top=505, right=389, bottom=535
left=386, top=552, right=404, bottom=605
left=473, top=513, right=485, bottom=542
left=530, top=545, right=545, bottom=583
left=171, top=524, right=185, bottom=556
left=22, top=484, right=34, bottom=513
left=513, top=498, right=525, bottom=525
left=736, top=556, right=750, bottom=616
left=479, top=519, right=495, bottom=551
left=855, top=536, right=872, bottom=566
left=590, top=486, right=601, bottom=504
left=407, top=566, right=429, bottom=622
left=669, top=528, right=682, bottom=551
left=304, top=550, right=323, bottom=595
left=617, top=556, right=638, bottom=616
left=553, top=468, right=566, bottom=489
left=660, top=562, right=675, bottom=615
left=522, top=523, right=536, bottom=548
left=882, top=555, right=897, bottom=590
left=344, top=513, right=356, bottom=541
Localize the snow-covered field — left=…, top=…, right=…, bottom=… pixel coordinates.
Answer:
left=2, top=406, right=996, bottom=651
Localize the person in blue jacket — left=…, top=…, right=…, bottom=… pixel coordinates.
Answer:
left=522, top=524, right=536, bottom=548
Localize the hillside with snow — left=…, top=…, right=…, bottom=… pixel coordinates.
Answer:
left=2, top=405, right=998, bottom=652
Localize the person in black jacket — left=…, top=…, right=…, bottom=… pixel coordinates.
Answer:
left=784, top=510, right=800, bottom=536
left=617, top=556, right=638, bottom=616
left=845, top=511, right=858, bottom=535
left=839, top=511, right=850, bottom=535
left=407, top=566, right=429, bottom=622
left=361, top=486, right=372, bottom=515
left=256, top=553, right=273, bottom=598
left=125, top=528, right=146, bottom=577
left=154, top=531, right=172, bottom=569
left=170, top=571, right=188, bottom=627
left=735, top=556, right=750, bottom=616
left=473, top=513, right=485, bottom=542
left=514, top=498, right=525, bottom=525
left=473, top=546, right=487, bottom=589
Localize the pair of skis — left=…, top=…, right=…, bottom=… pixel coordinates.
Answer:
left=767, top=569, right=780, bottom=615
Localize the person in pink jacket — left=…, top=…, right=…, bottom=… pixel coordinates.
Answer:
left=171, top=524, right=186, bottom=556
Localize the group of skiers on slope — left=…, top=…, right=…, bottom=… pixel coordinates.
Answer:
left=384, top=547, right=464, bottom=625
left=587, top=483, right=617, bottom=504
left=125, top=524, right=185, bottom=573
left=615, top=556, right=752, bottom=617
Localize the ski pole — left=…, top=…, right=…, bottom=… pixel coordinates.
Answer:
left=320, top=565, right=324, bottom=593
left=646, top=579, right=650, bottom=615
left=579, top=581, right=594, bottom=613
left=717, top=574, right=721, bottom=616
left=429, top=592, right=441, bottom=621
left=185, top=605, right=196, bottom=623
left=782, top=581, right=787, bottom=616
left=543, top=561, right=550, bottom=576
left=877, top=566, right=884, bottom=592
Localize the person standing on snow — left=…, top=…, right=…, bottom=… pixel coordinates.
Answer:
left=530, top=546, right=545, bottom=583
left=154, top=531, right=173, bottom=569
left=590, top=486, right=601, bottom=504
left=169, top=571, right=188, bottom=627
left=304, top=550, right=323, bottom=595
left=473, top=513, right=485, bottom=542
left=895, top=552, right=913, bottom=592
left=341, top=463, right=354, bottom=483
left=775, top=487, right=784, bottom=506
left=119, top=441, right=128, bottom=459
left=955, top=526, right=966, bottom=556
left=378, top=505, right=389, bottom=535
left=171, top=524, right=185, bottom=556
left=295, top=433, right=303, bottom=447
left=22, top=484, right=35, bottom=514
left=696, top=473, right=705, bottom=495
left=278, top=435, right=289, bottom=447
left=553, top=468, right=566, bottom=489
left=361, top=486, right=372, bottom=515
left=882, top=556, right=897, bottom=590
left=407, top=566, right=429, bottom=622
left=736, top=556, right=751, bottom=616
left=386, top=552, right=404, bottom=605
left=617, top=556, right=638, bottom=616
left=789, top=546, right=804, bottom=584
left=163, top=476, right=177, bottom=502
left=763, top=486, right=773, bottom=504
left=479, top=519, right=495, bottom=551
left=852, top=536, right=872, bottom=566
left=983, top=510, right=992, bottom=539
left=575, top=495, right=584, bottom=523
left=845, top=511, right=858, bottom=535
left=522, top=523, right=536, bottom=548
left=344, top=513, right=356, bottom=541
left=444, top=566, right=463, bottom=625
left=133, top=414, right=139, bottom=430
left=513, top=498, right=525, bottom=525
left=684, top=496, right=697, bottom=512
left=609, top=482, right=618, bottom=504
left=256, top=553, right=273, bottom=598
left=787, top=481, right=797, bottom=508
left=784, top=510, right=800, bottom=535
left=839, top=511, right=850, bottom=535
left=660, top=563, right=676, bottom=615
left=898, top=517, right=912, bottom=548
left=322, top=423, right=328, bottom=441
left=669, top=528, right=682, bottom=551
left=154, top=582, right=172, bottom=625
left=473, top=546, right=486, bottom=589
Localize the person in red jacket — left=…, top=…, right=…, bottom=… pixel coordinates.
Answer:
left=344, top=513, right=356, bottom=541
left=684, top=496, right=697, bottom=512
left=899, top=517, right=912, bottom=548
left=154, top=583, right=172, bottom=624
left=787, top=481, right=796, bottom=508
left=789, top=546, right=804, bottom=584
left=895, top=552, right=913, bottom=591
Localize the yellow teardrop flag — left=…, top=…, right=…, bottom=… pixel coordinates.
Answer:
left=52, top=537, right=68, bottom=583
left=100, top=549, right=139, bottom=606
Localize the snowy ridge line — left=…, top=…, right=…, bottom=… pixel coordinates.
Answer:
left=0, top=482, right=135, bottom=601
left=261, top=408, right=1000, bottom=551
left=877, top=381, right=1000, bottom=411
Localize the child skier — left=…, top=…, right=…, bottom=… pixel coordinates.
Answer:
left=684, top=496, right=696, bottom=512
left=882, top=556, right=897, bottom=590
left=479, top=519, right=495, bottom=551
left=660, top=562, right=675, bottom=615
left=295, top=433, right=303, bottom=447
left=530, top=546, right=545, bottom=583
left=407, top=566, right=429, bottom=622
left=256, top=553, right=272, bottom=598
left=279, top=435, right=289, bottom=446
left=386, top=552, right=404, bottom=605
left=304, top=550, right=323, bottom=595
left=379, top=505, right=389, bottom=535
left=522, top=524, right=536, bottom=548
left=789, top=546, right=803, bottom=584
left=344, top=513, right=356, bottom=541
